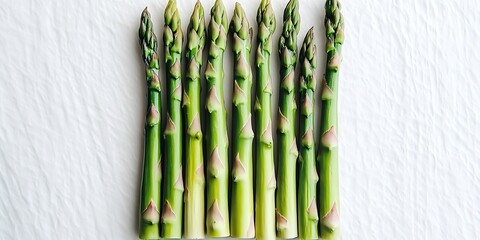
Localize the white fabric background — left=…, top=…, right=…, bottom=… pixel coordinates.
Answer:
left=1, top=0, right=479, bottom=239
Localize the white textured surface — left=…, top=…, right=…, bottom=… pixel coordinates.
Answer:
left=1, top=0, right=479, bottom=239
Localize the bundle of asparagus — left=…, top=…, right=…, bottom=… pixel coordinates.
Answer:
left=136, top=1, right=345, bottom=239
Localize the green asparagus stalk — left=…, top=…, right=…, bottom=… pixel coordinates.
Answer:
left=183, top=1, right=206, bottom=238
left=255, top=0, right=276, bottom=239
left=275, top=0, right=300, bottom=238
left=318, top=0, right=344, bottom=239
left=298, top=28, right=318, bottom=240
left=161, top=0, right=183, bottom=237
left=138, top=7, right=162, bottom=240
left=229, top=3, right=254, bottom=238
left=205, top=0, right=229, bottom=237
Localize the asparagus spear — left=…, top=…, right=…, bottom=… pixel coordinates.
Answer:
left=161, top=0, right=183, bottom=237
left=205, top=0, right=229, bottom=237
left=183, top=1, right=206, bottom=238
left=275, top=0, right=300, bottom=238
left=318, top=0, right=344, bottom=239
left=138, top=7, right=162, bottom=240
left=298, top=28, right=318, bottom=240
left=255, top=0, right=276, bottom=238
left=229, top=3, right=255, bottom=238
